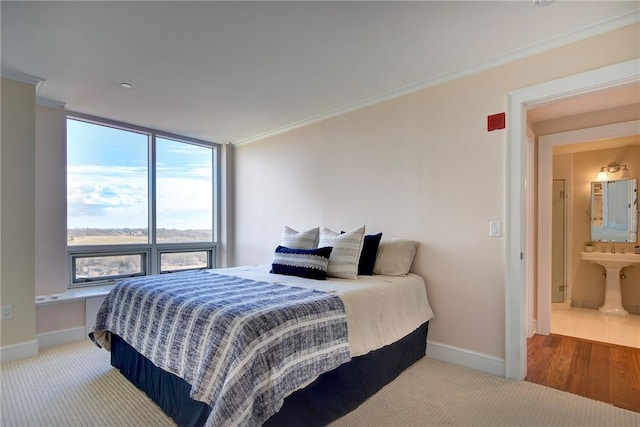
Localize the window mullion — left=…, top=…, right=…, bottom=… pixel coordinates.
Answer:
left=213, top=147, right=220, bottom=246
left=149, top=132, right=158, bottom=275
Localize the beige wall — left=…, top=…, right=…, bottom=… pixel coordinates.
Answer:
left=234, top=24, right=640, bottom=359
left=35, top=105, right=67, bottom=296
left=1, top=78, right=37, bottom=347
left=35, top=301, right=85, bottom=333
left=34, top=104, right=75, bottom=334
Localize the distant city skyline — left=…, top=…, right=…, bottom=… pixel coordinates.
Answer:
left=67, top=119, right=213, bottom=230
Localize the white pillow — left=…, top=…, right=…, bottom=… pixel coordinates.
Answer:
left=280, top=226, right=319, bottom=249
left=318, top=226, right=366, bottom=279
left=373, top=239, right=418, bottom=276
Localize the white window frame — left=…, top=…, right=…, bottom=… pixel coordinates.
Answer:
left=70, top=249, right=149, bottom=286
left=66, top=113, right=221, bottom=287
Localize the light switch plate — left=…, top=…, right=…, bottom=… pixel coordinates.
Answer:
left=489, top=221, right=502, bottom=237
left=1, top=305, right=12, bottom=320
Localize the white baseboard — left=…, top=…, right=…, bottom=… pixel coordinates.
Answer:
left=37, top=326, right=87, bottom=349
left=8, top=330, right=504, bottom=378
left=530, top=319, right=537, bottom=338
left=426, top=339, right=505, bottom=377
left=1, top=327, right=87, bottom=363
left=0, top=339, right=38, bottom=363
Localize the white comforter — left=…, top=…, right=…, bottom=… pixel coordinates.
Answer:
left=218, top=265, right=435, bottom=357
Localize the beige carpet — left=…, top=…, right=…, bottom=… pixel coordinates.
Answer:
left=1, top=340, right=639, bottom=427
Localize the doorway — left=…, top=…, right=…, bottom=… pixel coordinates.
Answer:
left=504, top=58, right=640, bottom=380
left=535, top=120, right=639, bottom=336
left=538, top=124, right=639, bottom=349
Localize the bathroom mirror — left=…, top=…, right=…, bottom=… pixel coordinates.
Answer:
left=590, top=178, right=638, bottom=242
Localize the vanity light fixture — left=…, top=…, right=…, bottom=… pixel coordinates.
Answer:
left=596, top=163, right=629, bottom=181
left=620, top=165, right=630, bottom=178
left=596, top=167, right=608, bottom=181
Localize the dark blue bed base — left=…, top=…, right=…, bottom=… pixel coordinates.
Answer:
left=111, top=322, right=428, bottom=427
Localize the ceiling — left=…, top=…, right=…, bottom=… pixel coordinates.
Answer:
left=531, top=81, right=640, bottom=154
left=2, top=1, right=639, bottom=145
left=527, top=82, right=640, bottom=123
left=553, top=134, right=640, bottom=155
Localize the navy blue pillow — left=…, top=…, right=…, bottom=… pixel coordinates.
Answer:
left=358, top=233, right=383, bottom=275
left=270, top=246, right=333, bottom=280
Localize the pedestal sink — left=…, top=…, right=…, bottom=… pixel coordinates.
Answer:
left=581, top=252, right=640, bottom=316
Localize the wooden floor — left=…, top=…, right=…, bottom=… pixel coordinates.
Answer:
left=526, top=333, right=640, bottom=413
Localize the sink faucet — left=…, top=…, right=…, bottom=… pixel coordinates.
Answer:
left=611, top=245, right=616, bottom=254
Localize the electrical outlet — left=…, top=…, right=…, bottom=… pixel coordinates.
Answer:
left=1, top=305, right=13, bottom=320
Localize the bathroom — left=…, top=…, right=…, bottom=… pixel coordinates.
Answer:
left=551, top=141, right=639, bottom=348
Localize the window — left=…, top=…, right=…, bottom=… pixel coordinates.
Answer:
left=67, top=119, right=149, bottom=245
left=160, top=250, right=211, bottom=273
left=66, top=115, right=219, bottom=287
left=155, top=137, right=213, bottom=243
left=72, top=253, right=146, bottom=283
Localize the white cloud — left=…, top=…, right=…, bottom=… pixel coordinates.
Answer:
left=156, top=175, right=213, bottom=229
left=67, top=165, right=147, bottom=228
left=67, top=164, right=212, bottom=230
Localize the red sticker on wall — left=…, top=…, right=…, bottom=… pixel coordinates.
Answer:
left=488, top=112, right=506, bottom=132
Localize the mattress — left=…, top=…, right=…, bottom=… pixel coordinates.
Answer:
left=220, top=265, right=435, bottom=357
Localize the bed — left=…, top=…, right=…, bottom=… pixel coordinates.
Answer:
left=90, top=233, right=434, bottom=427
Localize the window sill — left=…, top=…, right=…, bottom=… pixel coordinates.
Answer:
left=35, top=285, right=116, bottom=307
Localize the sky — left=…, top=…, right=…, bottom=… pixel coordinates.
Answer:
left=67, top=119, right=213, bottom=230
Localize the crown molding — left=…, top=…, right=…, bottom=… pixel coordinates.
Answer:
left=1, top=68, right=44, bottom=86
left=2, top=70, right=66, bottom=108
left=1, top=68, right=47, bottom=97
left=36, top=97, right=66, bottom=109
left=233, top=9, right=640, bottom=146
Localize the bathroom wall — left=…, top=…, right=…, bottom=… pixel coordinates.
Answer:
left=557, top=144, right=640, bottom=313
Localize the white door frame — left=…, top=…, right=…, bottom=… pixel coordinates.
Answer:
left=524, top=128, right=536, bottom=339
left=504, top=58, right=639, bottom=380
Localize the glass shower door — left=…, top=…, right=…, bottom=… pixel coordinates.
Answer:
left=551, top=179, right=566, bottom=303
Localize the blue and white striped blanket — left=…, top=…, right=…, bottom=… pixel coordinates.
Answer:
left=91, top=270, right=350, bottom=427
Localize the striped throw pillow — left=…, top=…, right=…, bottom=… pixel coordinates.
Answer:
left=271, top=246, right=333, bottom=280
left=318, top=226, right=365, bottom=279
left=280, top=226, right=319, bottom=249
